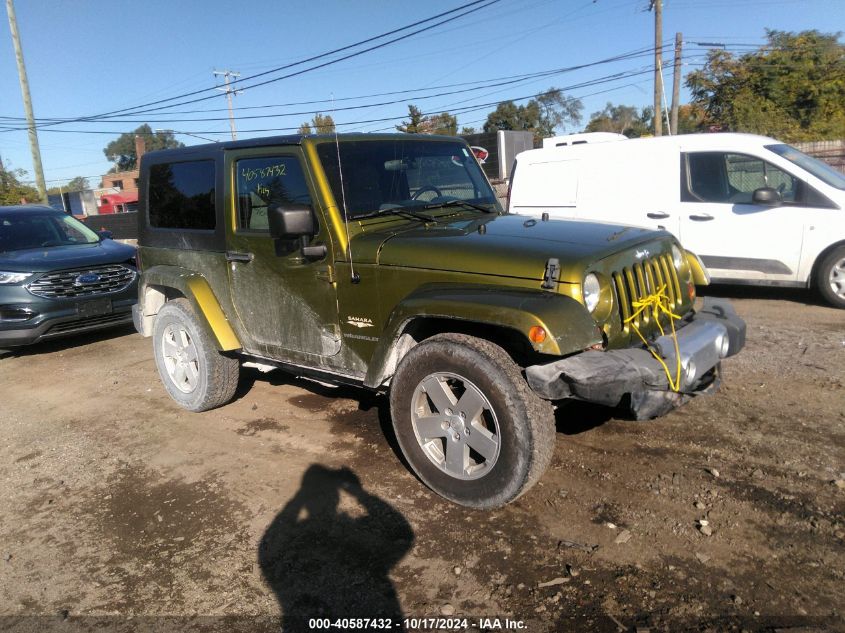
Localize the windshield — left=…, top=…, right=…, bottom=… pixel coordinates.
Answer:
left=316, top=138, right=500, bottom=219
left=766, top=144, right=845, bottom=191
left=0, top=211, right=100, bottom=252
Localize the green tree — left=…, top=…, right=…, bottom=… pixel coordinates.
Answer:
left=103, top=124, right=184, bottom=172
left=0, top=165, right=38, bottom=205
left=483, top=88, right=582, bottom=141
left=299, top=113, right=336, bottom=135
left=460, top=126, right=477, bottom=135
left=66, top=176, right=90, bottom=191
left=585, top=103, right=654, bottom=137
left=686, top=30, right=845, bottom=141
left=676, top=104, right=707, bottom=134
left=396, top=105, right=457, bottom=135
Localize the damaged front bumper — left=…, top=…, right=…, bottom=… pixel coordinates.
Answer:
left=525, top=298, right=746, bottom=420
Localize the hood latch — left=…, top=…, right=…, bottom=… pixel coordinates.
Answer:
left=541, top=258, right=560, bottom=290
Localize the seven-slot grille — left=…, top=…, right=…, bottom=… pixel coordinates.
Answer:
left=612, top=253, right=682, bottom=332
left=27, top=265, right=135, bottom=299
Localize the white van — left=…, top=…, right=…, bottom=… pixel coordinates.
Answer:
left=508, top=132, right=845, bottom=308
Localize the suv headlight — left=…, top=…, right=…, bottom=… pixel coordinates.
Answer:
left=671, top=245, right=684, bottom=269
left=0, top=271, right=31, bottom=284
left=583, top=273, right=601, bottom=313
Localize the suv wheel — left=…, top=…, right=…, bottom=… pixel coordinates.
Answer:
left=389, top=333, right=555, bottom=509
left=152, top=298, right=239, bottom=412
left=816, top=246, right=845, bottom=309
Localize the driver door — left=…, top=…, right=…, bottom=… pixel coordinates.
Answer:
left=225, top=148, right=340, bottom=359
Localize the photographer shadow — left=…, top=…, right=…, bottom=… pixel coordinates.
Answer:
left=258, top=464, right=414, bottom=632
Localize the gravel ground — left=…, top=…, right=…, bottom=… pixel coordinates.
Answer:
left=0, top=287, right=843, bottom=633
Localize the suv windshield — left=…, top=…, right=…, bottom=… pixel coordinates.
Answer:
left=0, top=211, right=100, bottom=252
left=766, top=144, right=845, bottom=191
left=316, top=138, right=499, bottom=219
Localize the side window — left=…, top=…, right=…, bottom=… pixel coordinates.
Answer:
left=724, top=154, right=798, bottom=203
left=688, top=152, right=799, bottom=204
left=149, top=160, right=216, bottom=230
left=236, top=156, right=311, bottom=231
left=687, top=152, right=730, bottom=202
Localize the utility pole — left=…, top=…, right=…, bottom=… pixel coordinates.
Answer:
left=670, top=32, right=683, bottom=135
left=649, top=0, right=663, bottom=136
left=213, top=69, right=241, bottom=141
left=6, top=0, right=47, bottom=201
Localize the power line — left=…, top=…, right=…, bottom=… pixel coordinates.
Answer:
left=17, top=68, right=657, bottom=138
left=18, top=0, right=501, bottom=132
left=0, top=45, right=662, bottom=131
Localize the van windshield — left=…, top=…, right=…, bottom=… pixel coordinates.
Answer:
left=316, top=138, right=499, bottom=219
left=766, top=144, right=845, bottom=191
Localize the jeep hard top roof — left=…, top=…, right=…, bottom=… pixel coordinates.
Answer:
left=142, top=133, right=466, bottom=163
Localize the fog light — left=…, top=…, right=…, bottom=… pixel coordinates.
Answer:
left=528, top=326, right=547, bottom=343
left=0, top=307, right=36, bottom=322
left=684, top=361, right=697, bottom=385
left=717, top=334, right=730, bottom=358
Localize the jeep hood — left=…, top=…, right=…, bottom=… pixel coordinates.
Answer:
left=351, top=213, right=669, bottom=282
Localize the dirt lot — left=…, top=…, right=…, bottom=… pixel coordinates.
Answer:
left=0, top=288, right=843, bottom=633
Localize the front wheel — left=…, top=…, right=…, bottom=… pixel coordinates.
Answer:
left=816, top=246, right=845, bottom=309
left=389, top=334, right=555, bottom=509
left=152, top=298, right=240, bottom=412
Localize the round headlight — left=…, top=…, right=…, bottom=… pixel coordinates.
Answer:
left=583, top=273, right=601, bottom=313
left=671, top=245, right=685, bottom=269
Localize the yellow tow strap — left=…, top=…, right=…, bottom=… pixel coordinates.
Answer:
left=624, top=285, right=683, bottom=392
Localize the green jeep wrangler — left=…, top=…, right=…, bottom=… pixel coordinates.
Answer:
left=133, top=133, right=745, bottom=509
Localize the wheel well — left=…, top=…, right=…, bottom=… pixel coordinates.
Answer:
left=136, top=285, right=186, bottom=337
left=145, top=284, right=185, bottom=311
left=810, top=240, right=845, bottom=288
left=404, top=317, right=537, bottom=366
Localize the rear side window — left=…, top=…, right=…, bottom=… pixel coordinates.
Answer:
left=149, top=160, right=216, bottom=230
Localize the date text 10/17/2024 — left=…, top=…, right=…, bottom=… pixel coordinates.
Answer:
left=308, top=617, right=527, bottom=630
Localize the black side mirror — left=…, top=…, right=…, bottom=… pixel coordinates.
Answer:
left=268, top=204, right=316, bottom=239
left=752, top=187, right=782, bottom=207
left=97, top=229, right=113, bottom=241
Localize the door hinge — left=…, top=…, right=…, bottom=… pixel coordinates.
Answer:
left=541, top=258, right=560, bottom=290
left=316, top=265, right=336, bottom=284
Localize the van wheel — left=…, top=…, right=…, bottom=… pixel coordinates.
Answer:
left=816, top=246, right=845, bottom=309
left=152, top=299, right=239, bottom=412
left=389, top=333, right=555, bottom=509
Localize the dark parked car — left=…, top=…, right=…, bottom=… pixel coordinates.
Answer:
left=0, top=205, right=137, bottom=348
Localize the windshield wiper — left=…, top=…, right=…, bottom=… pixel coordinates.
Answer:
left=353, top=205, right=435, bottom=222
left=421, top=199, right=497, bottom=213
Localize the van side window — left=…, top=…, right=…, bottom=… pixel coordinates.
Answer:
left=236, top=156, right=311, bottom=232
left=686, top=152, right=797, bottom=204
left=149, top=160, right=216, bottom=230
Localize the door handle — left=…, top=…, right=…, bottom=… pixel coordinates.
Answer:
left=226, top=251, right=254, bottom=263
left=647, top=212, right=670, bottom=219
left=689, top=213, right=714, bottom=222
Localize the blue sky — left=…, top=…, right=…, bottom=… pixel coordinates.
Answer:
left=0, top=0, right=842, bottom=189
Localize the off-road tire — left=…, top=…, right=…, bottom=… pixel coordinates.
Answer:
left=389, top=333, right=555, bottom=509
left=816, top=245, right=845, bottom=309
left=152, top=298, right=239, bottom=412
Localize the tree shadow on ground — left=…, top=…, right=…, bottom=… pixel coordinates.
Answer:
left=258, top=464, right=414, bottom=632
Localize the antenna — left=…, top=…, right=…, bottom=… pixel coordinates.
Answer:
left=332, top=93, right=360, bottom=283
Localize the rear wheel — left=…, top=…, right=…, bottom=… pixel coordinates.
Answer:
left=389, top=333, right=555, bottom=509
left=816, top=246, right=845, bottom=309
left=152, top=299, right=239, bottom=411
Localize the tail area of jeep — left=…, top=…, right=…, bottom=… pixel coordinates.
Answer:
left=133, top=133, right=745, bottom=509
